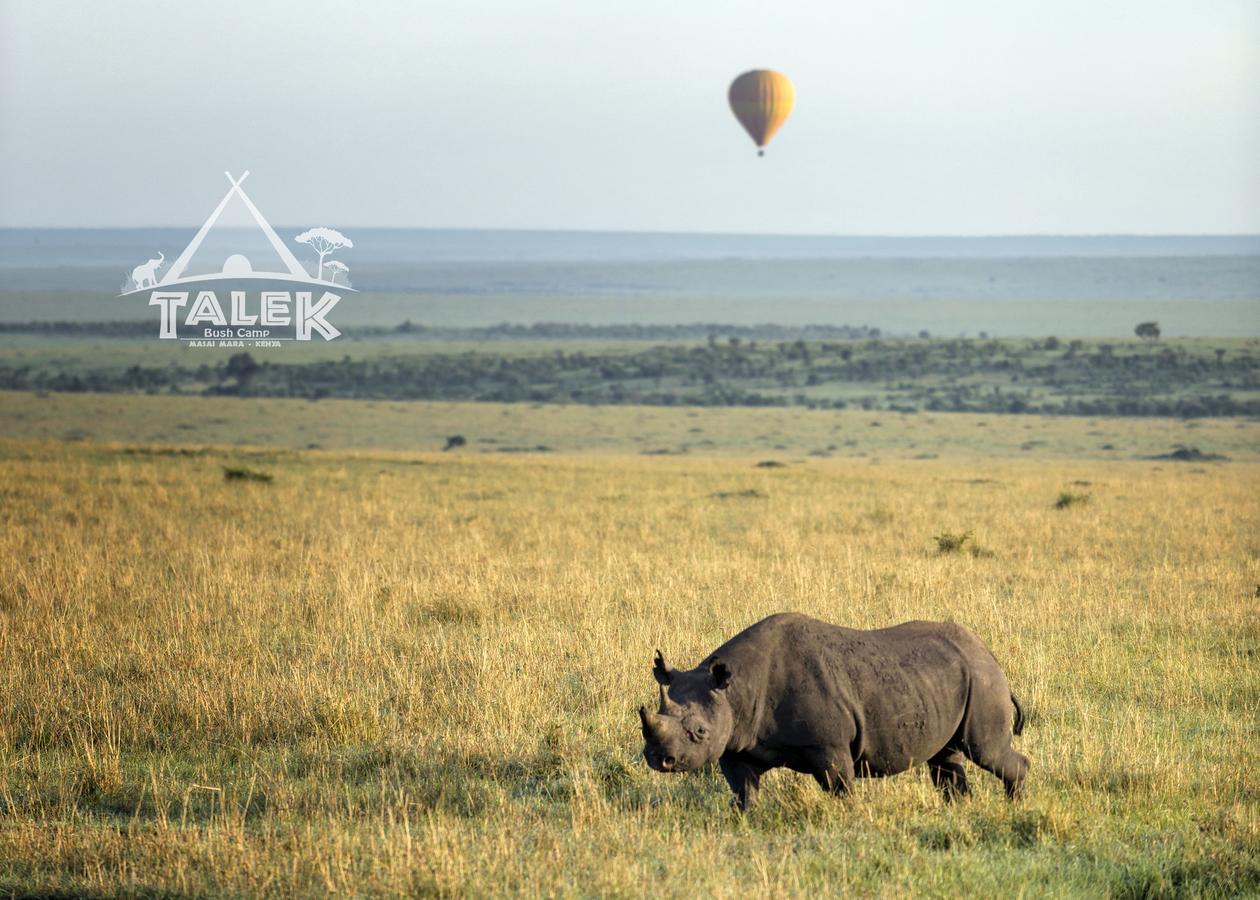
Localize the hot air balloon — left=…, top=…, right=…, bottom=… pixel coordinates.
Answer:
left=728, top=69, right=795, bottom=156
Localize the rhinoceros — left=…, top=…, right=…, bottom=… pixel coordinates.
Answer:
left=639, top=613, right=1028, bottom=810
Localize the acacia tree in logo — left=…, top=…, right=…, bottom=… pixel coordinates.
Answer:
left=295, top=227, right=353, bottom=282
left=324, top=260, right=350, bottom=286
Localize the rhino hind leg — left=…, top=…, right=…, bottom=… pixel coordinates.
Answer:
left=964, top=743, right=1029, bottom=799
left=927, top=749, right=970, bottom=801
left=959, top=685, right=1030, bottom=799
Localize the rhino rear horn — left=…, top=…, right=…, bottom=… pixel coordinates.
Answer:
left=652, top=649, right=676, bottom=686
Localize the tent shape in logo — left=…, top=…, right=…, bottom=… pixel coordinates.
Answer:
left=123, top=171, right=353, bottom=294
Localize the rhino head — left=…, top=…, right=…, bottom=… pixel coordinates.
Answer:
left=639, top=650, right=734, bottom=773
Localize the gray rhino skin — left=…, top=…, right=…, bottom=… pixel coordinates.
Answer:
left=639, top=613, right=1028, bottom=810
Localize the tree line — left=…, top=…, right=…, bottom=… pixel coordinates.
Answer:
left=2, top=336, right=1255, bottom=418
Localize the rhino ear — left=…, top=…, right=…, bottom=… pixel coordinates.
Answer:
left=652, top=649, right=674, bottom=685
left=709, top=660, right=732, bottom=691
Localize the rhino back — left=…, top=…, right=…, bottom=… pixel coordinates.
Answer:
left=709, top=614, right=1003, bottom=775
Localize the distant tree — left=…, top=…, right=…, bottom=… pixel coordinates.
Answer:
left=225, top=352, right=260, bottom=384
left=295, top=227, right=353, bottom=281
left=1135, top=321, right=1161, bottom=341
left=1043, top=335, right=1060, bottom=350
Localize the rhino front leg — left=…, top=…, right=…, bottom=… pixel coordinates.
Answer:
left=812, top=753, right=855, bottom=796
left=928, top=748, right=970, bottom=801
left=719, top=755, right=764, bottom=812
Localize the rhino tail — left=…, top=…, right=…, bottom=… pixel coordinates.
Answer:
left=1011, top=693, right=1025, bottom=736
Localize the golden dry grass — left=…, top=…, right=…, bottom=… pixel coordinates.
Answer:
left=0, top=435, right=1257, bottom=896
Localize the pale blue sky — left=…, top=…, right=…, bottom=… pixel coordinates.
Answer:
left=1, top=0, right=1257, bottom=234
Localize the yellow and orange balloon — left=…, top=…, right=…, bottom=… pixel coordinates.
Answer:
left=728, top=69, right=795, bottom=156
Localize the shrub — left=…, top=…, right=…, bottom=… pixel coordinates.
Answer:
left=1055, top=491, right=1090, bottom=509
left=933, top=530, right=993, bottom=558
left=934, top=530, right=973, bottom=554
left=222, top=466, right=273, bottom=483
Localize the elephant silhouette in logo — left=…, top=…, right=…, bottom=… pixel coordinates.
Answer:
left=131, top=252, right=165, bottom=290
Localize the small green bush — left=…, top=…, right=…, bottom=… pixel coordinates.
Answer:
left=223, top=466, right=273, bottom=483
left=1055, top=491, right=1090, bottom=509
left=934, top=529, right=994, bottom=558
left=934, top=530, right=973, bottom=554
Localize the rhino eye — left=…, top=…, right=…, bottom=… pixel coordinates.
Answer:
left=688, top=725, right=708, bottom=742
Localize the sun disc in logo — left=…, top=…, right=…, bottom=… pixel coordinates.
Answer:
left=222, top=254, right=253, bottom=276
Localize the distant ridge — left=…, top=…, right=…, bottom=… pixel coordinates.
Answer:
left=3, top=228, right=1259, bottom=269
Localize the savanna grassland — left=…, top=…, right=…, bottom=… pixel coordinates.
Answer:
left=3, top=389, right=1259, bottom=461
left=0, top=397, right=1257, bottom=896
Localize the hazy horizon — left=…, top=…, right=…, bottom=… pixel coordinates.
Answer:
left=2, top=228, right=1255, bottom=338
left=3, top=226, right=1260, bottom=239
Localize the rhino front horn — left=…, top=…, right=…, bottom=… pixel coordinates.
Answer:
left=639, top=705, right=663, bottom=738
